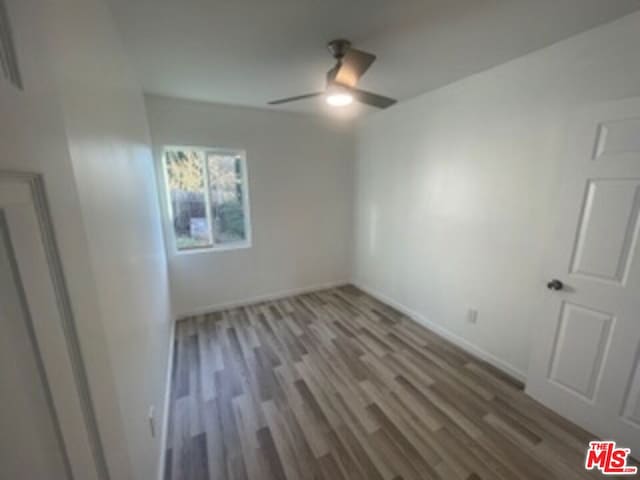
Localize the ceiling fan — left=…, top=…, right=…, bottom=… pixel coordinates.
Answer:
left=268, top=39, right=397, bottom=109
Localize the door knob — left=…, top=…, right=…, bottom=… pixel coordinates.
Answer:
left=547, top=279, right=564, bottom=291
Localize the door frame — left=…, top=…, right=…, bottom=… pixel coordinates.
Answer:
left=0, top=170, right=109, bottom=480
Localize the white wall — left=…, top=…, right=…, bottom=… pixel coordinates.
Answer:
left=145, top=95, right=354, bottom=316
left=1, top=1, right=171, bottom=479
left=353, top=11, right=640, bottom=379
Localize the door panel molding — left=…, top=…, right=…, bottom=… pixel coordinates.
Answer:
left=547, top=301, right=614, bottom=401
left=0, top=170, right=109, bottom=480
left=569, top=179, right=640, bottom=284
left=593, top=117, right=640, bottom=161
left=621, top=343, right=640, bottom=427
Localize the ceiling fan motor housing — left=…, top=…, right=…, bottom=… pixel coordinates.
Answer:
left=326, top=39, right=351, bottom=87
left=327, top=39, right=352, bottom=59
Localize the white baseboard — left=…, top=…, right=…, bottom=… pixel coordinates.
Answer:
left=353, top=281, right=527, bottom=383
left=156, top=319, right=176, bottom=480
left=176, top=280, right=350, bottom=320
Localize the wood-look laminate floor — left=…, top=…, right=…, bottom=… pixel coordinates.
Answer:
left=164, top=285, right=615, bottom=480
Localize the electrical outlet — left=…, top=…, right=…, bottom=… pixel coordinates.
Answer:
left=467, top=309, right=478, bottom=324
left=148, top=405, right=156, bottom=438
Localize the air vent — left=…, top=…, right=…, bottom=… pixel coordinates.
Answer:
left=0, top=0, right=22, bottom=89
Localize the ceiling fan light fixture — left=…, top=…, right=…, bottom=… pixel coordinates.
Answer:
left=326, top=92, right=353, bottom=107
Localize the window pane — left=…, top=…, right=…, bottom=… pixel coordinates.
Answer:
left=207, top=153, right=247, bottom=245
left=165, top=149, right=212, bottom=250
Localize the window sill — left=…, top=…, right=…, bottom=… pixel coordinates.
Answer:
left=173, top=241, right=252, bottom=256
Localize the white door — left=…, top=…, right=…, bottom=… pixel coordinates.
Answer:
left=0, top=209, right=69, bottom=478
left=527, top=97, right=640, bottom=454
left=0, top=173, right=105, bottom=480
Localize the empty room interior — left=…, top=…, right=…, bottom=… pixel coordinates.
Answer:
left=3, top=0, right=640, bottom=479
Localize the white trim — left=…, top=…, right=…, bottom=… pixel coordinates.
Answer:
left=176, top=280, right=350, bottom=319
left=173, top=240, right=252, bottom=256
left=353, top=281, right=527, bottom=383
left=156, top=319, right=176, bottom=480
left=160, top=145, right=253, bottom=255
left=200, top=147, right=215, bottom=247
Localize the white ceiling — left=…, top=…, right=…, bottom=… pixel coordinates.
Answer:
left=106, top=0, right=640, bottom=116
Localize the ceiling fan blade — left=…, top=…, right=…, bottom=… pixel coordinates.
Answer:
left=351, top=88, right=396, bottom=109
left=268, top=92, right=323, bottom=105
left=334, top=48, right=376, bottom=87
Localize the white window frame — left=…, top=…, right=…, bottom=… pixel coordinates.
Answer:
left=161, top=145, right=252, bottom=255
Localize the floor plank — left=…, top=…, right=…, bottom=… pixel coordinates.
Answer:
left=165, top=285, right=603, bottom=480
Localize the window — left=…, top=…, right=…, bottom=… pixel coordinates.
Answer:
left=163, top=146, right=251, bottom=252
